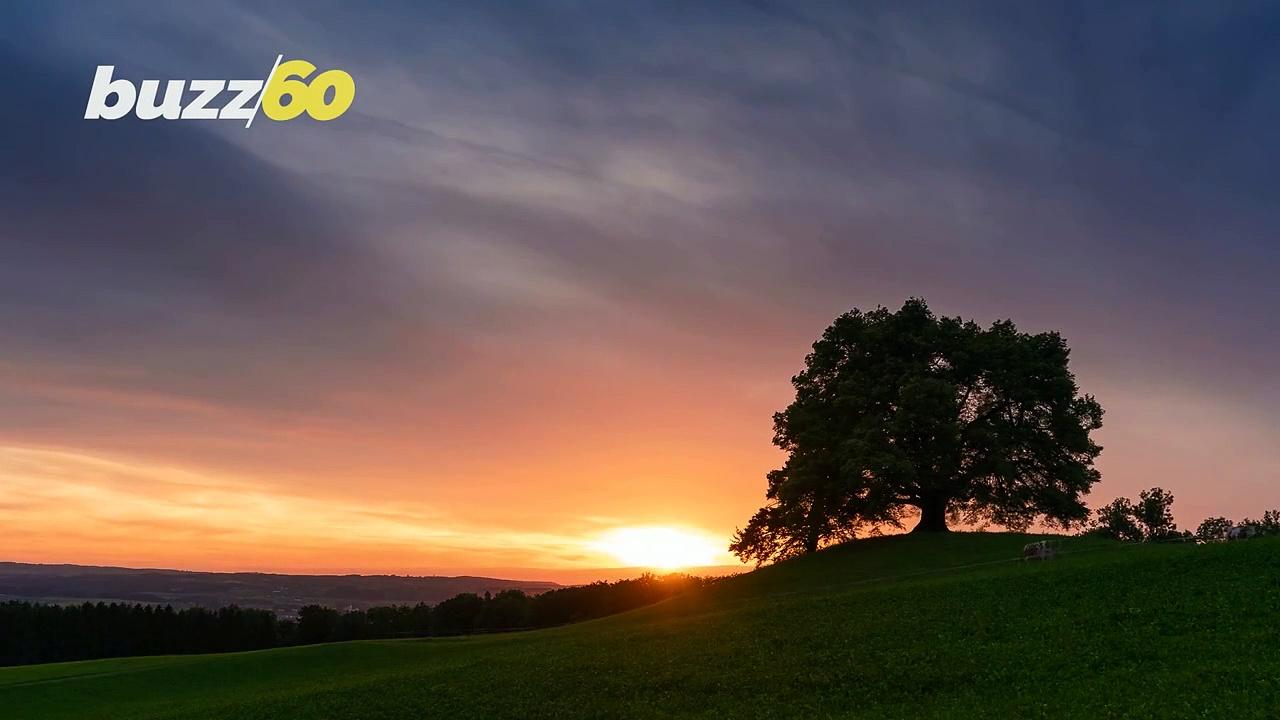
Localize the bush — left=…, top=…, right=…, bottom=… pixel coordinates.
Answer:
left=1244, top=510, right=1280, bottom=537
left=1088, top=488, right=1180, bottom=542
left=1195, top=517, right=1232, bottom=543
left=1088, top=497, right=1143, bottom=542
left=1133, top=488, right=1178, bottom=540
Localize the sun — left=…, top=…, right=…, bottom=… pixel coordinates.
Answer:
left=590, top=526, right=725, bottom=570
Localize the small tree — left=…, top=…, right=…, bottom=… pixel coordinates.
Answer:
left=476, top=590, right=532, bottom=631
left=1089, top=487, right=1181, bottom=542
left=1242, top=510, right=1280, bottom=537
left=1263, top=510, right=1280, bottom=535
left=1089, top=497, right=1143, bottom=542
left=431, top=593, right=484, bottom=636
left=1195, top=516, right=1232, bottom=543
left=1133, top=487, right=1178, bottom=540
left=295, top=604, right=340, bottom=644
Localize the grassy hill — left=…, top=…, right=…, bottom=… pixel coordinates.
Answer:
left=4, top=532, right=1279, bottom=719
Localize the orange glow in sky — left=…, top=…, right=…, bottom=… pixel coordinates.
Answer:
left=6, top=5, right=1280, bottom=583
left=589, top=526, right=730, bottom=570
left=0, top=440, right=754, bottom=582
left=1, top=365, right=1273, bottom=583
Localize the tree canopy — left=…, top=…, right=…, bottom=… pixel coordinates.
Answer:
left=731, top=299, right=1104, bottom=565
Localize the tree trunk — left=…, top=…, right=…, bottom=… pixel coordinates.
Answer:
left=803, top=511, right=822, bottom=553
left=803, top=496, right=825, bottom=553
left=912, top=498, right=950, bottom=533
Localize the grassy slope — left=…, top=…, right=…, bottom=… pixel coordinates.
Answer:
left=4, top=533, right=1279, bottom=719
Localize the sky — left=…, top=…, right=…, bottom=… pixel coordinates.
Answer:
left=1, top=1, right=1279, bottom=581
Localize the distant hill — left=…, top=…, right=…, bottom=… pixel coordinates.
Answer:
left=5, top=533, right=1278, bottom=719
left=0, top=562, right=560, bottom=614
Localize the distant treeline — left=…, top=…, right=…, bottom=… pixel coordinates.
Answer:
left=0, top=573, right=705, bottom=666
left=1086, top=486, right=1280, bottom=544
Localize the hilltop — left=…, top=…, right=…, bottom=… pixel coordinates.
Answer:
left=4, top=532, right=1278, bottom=719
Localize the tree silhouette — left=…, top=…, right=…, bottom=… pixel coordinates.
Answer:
left=1132, top=487, right=1178, bottom=540
left=1089, top=497, right=1144, bottom=542
left=295, top=605, right=340, bottom=644
left=1088, top=487, right=1182, bottom=542
left=1195, top=516, right=1232, bottom=543
left=732, top=299, right=1104, bottom=564
left=431, top=593, right=484, bottom=636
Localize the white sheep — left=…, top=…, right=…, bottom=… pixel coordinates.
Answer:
left=1023, top=541, right=1057, bottom=561
left=1227, top=525, right=1258, bottom=541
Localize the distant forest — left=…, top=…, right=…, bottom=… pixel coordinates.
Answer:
left=0, top=574, right=705, bottom=666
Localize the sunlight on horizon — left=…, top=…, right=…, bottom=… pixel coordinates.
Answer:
left=589, top=526, right=728, bottom=570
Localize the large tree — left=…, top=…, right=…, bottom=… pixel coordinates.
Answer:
left=731, top=299, right=1103, bottom=565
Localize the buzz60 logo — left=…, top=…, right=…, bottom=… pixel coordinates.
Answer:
left=84, top=55, right=355, bottom=127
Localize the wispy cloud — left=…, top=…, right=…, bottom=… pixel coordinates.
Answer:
left=2, top=1, right=1279, bottom=570
left=0, top=446, right=646, bottom=573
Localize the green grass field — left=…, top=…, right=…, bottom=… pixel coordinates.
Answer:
left=5, top=532, right=1279, bottom=719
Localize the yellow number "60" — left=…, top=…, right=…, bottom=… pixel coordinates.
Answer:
left=262, top=60, right=355, bottom=122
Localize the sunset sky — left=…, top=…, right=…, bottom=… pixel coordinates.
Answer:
left=2, top=2, right=1279, bottom=581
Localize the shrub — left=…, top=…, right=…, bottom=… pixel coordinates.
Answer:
left=1195, top=517, right=1232, bottom=543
